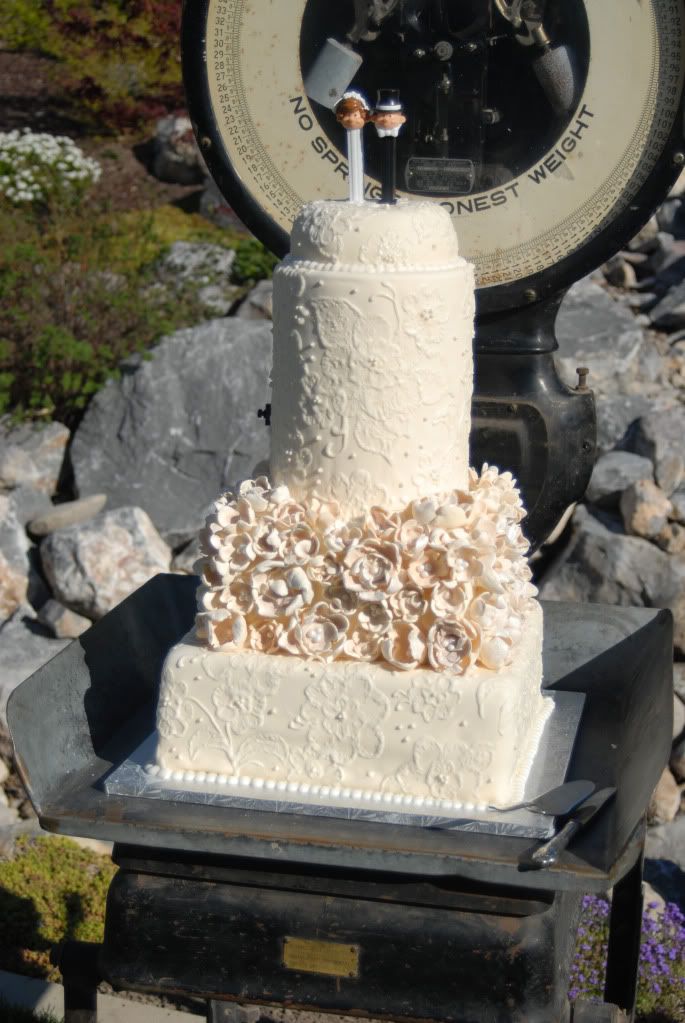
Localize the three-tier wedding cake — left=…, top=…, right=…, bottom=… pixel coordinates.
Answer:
left=151, top=198, right=551, bottom=813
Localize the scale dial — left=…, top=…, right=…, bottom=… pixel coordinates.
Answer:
left=184, top=0, right=685, bottom=312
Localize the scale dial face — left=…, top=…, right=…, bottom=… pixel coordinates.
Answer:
left=185, top=0, right=685, bottom=312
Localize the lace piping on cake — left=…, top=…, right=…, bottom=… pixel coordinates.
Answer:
left=278, top=257, right=467, bottom=274
left=194, top=466, right=537, bottom=676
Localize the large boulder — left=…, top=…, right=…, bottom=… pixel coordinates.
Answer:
left=584, top=451, right=653, bottom=507
left=0, top=607, right=69, bottom=726
left=538, top=506, right=672, bottom=607
left=70, top=319, right=273, bottom=547
left=0, top=419, right=69, bottom=495
left=629, top=406, right=685, bottom=495
left=555, top=278, right=646, bottom=394
left=152, top=113, right=205, bottom=185
left=40, top=507, right=171, bottom=620
left=0, top=494, right=30, bottom=624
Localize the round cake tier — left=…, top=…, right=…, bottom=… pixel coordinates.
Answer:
left=289, top=199, right=461, bottom=269
left=270, top=203, right=475, bottom=517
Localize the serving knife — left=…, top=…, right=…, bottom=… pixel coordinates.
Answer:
left=519, top=786, right=617, bottom=871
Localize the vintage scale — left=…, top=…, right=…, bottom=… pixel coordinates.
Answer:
left=7, top=2, right=682, bottom=1021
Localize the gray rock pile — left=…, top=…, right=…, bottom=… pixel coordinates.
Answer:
left=538, top=189, right=685, bottom=860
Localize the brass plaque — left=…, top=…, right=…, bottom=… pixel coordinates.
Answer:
left=282, top=936, right=360, bottom=978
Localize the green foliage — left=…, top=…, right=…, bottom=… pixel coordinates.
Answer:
left=0, top=196, right=238, bottom=427
left=3, top=1, right=184, bottom=133
left=0, top=835, right=117, bottom=981
left=232, top=237, right=278, bottom=285
left=0, top=997, right=61, bottom=1023
left=0, top=999, right=61, bottom=1023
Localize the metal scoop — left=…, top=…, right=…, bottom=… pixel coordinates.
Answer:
left=488, top=779, right=595, bottom=816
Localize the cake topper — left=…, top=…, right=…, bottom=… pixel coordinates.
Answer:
left=372, top=88, right=406, bottom=204
left=335, top=91, right=371, bottom=203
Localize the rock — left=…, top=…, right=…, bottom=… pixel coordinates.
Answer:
left=37, top=599, right=91, bottom=639
left=669, top=170, right=685, bottom=198
left=670, top=488, right=685, bottom=524
left=627, top=216, right=660, bottom=252
left=237, top=280, right=274, bottom=320
left=0, top=419, right=69, bottom=495
left=157, top=242, right=238, bottom=316
left=674, top=663, right=685, bottom=702
left=643, top=843, right=685, bottom=908
left=0, top=494, right=30, bottom=624
left=650, top=278, right=685, bottom=330
left=629, top=407, right=685, bottom=495
left=602, top=255, right=637, bottom=288
left=648, top=767, right=681, bottom=825
left=657, top=197, right=685, bottom=235
left=585, top=451, right=653, bottom=507
left=674, top=694, right=685, bottom=741
left=656, top=555, right=685, bottom=657
left=40, top=507, right=171, bottom=619
left=619, top=479, right=672, bottom=538
left=199, top=179, right=245, bottom=230
left=152, top=113, right=205, bottom=185
left=0, top=757, right=9, bottom=787
left=0, top=607, right=70, bottom=726
left=28, top=494, right=107, bottom=536
left=595, top=394, right=651, bottom=455
left=71, top=319, right=272, bottom=546
left=6, top=485, right=52, bottom=527
left=655, top=521, right=685, bottom=554
left=538, top=506, right=672, bottom=607
left=672, top=735, right=685, bottom=782
left=171, top=534, right=203, bottom=575
left=160, top=240, right=236, bottom=283
left=555, top=279, right=646, bottom=394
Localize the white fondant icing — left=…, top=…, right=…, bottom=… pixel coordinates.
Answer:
left=155, top=603, right=549, bottom=807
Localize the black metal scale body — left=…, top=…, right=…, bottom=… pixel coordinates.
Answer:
left=8, top=2, right=685, bottom=1021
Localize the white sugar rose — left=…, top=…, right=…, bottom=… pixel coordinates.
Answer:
left=407, top=548, right=449, bottom=590
left=196, top=610, right=248, bottom=651
left=388, top=586, right=427, bottom=622
left=398, top=519, right=428, bottom=558
left=238, top=476, right=271, bottom=513
left=343, top=623, right=381, bottom=661
left=324, top=521, right=364, bottom=555
left=252, top=518, right=286, bottom=561
left=214, top=532, right=256, bottom=574
left=367, top=506, right=402, bottom=540
left=343, top=539, right=402, bottom=601
left=430, top=582, right=471, bottom=618
left=381, top=622, right=426, bottom=670
left=281, top=602, right=349, bottom=661
left=479, top=634, right=514, bottom=670
left=249, top=620, right=284, bottom=654
left=427, top=619, right=479, bottom=675
left=281, top=523, right=319, bottom=565
left=251, top=564, right=314, bottom=617
left=328, top=582, right=359, bottom=616
left=468, top=592, right=509, bottom=632
left=306, top=553, right=341, bottom=586
left=356, top=601, right=391, bottom=634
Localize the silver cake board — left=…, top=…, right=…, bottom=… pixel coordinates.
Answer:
left=104, top=690, right=584, bottom=839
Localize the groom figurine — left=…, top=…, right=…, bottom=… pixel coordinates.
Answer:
left=372, top=89, right=406, bottom=204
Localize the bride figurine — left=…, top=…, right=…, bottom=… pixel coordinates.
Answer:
left=335, top=91, right=371, bottom=203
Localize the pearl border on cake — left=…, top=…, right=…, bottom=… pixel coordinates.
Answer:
left=144, top=762, right=488, bottom=814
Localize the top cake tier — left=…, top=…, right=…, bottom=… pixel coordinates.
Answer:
left=289, top=199, right=462, bottom=269
left=270, top=199, right=474, bottom=518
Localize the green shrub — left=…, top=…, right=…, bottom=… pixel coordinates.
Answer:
left=3, top=1, right=184, bottom=133
left=0, top=195, right=240, bottom=427
left=232, top=237, right=278, bottom=285
left=0, top=835, right=117, bottom=981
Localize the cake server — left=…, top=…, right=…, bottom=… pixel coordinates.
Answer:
left=519, top=786, right=617, bottom=871
left=488, top=779, right=595, bottom=816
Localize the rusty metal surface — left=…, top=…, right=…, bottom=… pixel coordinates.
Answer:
left=7, top=575, right=672, bottom=891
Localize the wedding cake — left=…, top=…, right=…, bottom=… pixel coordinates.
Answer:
left=151, top=199, right=551, bottom=813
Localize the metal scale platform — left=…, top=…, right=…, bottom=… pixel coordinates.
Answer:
left=7, top=1, right=685, bottom=1020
